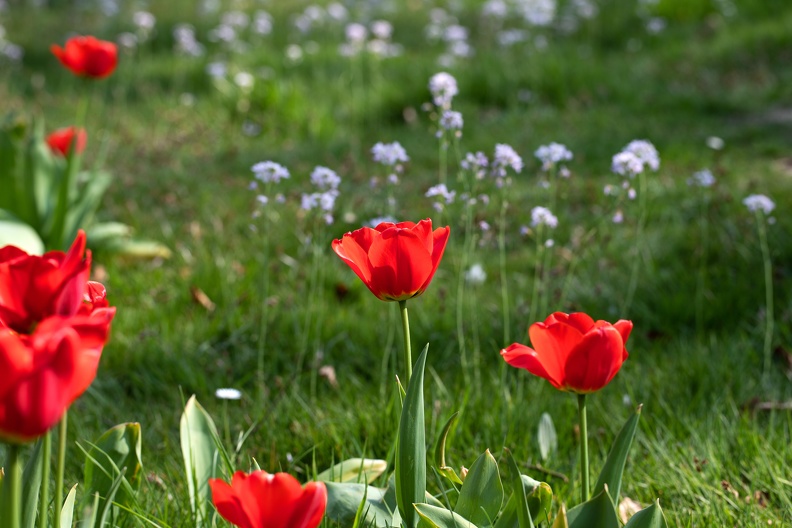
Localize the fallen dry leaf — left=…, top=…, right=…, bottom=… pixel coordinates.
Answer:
left=618, top=496, right=642, bottom=523
left=190, top=285, right=216, bottom=312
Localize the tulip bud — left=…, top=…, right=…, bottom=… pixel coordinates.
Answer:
left=459, top=466, right=468, bottom=482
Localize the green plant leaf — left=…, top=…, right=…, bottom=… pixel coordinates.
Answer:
left=434, top=412, right=463, bottom=485
left=0, top=212, right=44, bottom=255
left=567, top=487, right=620, bottom=528
left=324, top=482, right=393, bottom=528
left=84, top=422, right=143, bottom=512
left=592, top=405, right=642, bottom=505
left=454, top=450, right=503, bottom=527
left=494, top=475, right=550, bottom=528
left=502, top=449, right=534, bottom=528
left=624, top=500, right=668, bottom=528
left=21, top=438, right=44, bottom=528
left=396, top=344, right=429, bottom=528
left=60, top=484, right=77, bottom=528
left=316, top=458, right=388, bottom=484
left=79, top=491, right=100, bottom=528
left=552, top=504, right=568, bottom=528
left=415, top=503, right=478, bottom=528
left=537, top=413, right=557, bottom=462
left=180, top=395, right=227, bottom=528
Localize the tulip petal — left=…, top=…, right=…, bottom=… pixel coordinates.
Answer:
left=566, top=312, right=596, bottom=333
left=332, top=230, right=375, bottom=289
left=368, top=227, right=433, bottom=301
left=419, top=226, right=450, bottom=293
left=411, top=219, right=434, bottom=254
left=613, top=320, right=633, bottom=360
left=210, top=476, right=255, bottom=528
left=528, top=319, right=584, bottom=385
left=501, top=343, right=564, bottom=389
left=564, top=326, right=626, bottom=393
left=287, top=481, right=328, bottom=528
left=0, top=330, right=35, bottom=400
left=251, top=471, right=305, bottom=528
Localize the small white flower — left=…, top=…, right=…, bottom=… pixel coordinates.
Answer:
left=371, top=20, right=393, bottom=40
left=133, top=11, right=156, bottom=31
left=461, top=151, right=489, bottom=179
left=286, top=44, right=303, bottom=61
left=520, top=225, right=530, bottom=236
left=603, top=184, right=615, bottom=196
left=371, top=141, right=409, bottom=166
left=628, top=188, right=637, bottom=200
left=706, top=136, right=725, bottom=150
left=465, top=263, right=487, bottom=284
left=234, top=71, right=254, bottom=89
left=256, top=195, right=268, bottom=206
left=439, top=110, right=463, bottom=132
left=215, top=388, right=242, bottom=400
left=251, top=161, right=290, bottom=183
left=428, top=72, right=458, bottom=109
left=743, top=194, right=775, bottom=215
left=426, top=183, right=455, bottom=204
left=612, top=210, right=624, bottom=224
left=688, top=169, right=715, bottom=188
left=345, top=23, right=368, bottom=43
left=544, top=238, right=555, bottom=248
left=531, top=206, right=558, bottom=229
left=206, top=61, right=227, bottom=78
left=310, top=166, right=341, bottom=190
left=492, top=144, right=523, bottom=176
left=534, top=142, right=573, bottom=169
left=318, top=190, right=339, bottom=212
left=368, top=216, right=398, bottom=227
left=387, top=174, right=399, bottom=185
left=623, top=140, right=660, bottom=171
left=479, top=220, right=490, bottom=232
left=611, top=151, right=644, bottom=177
left=253, top=11, right=273, bottom=35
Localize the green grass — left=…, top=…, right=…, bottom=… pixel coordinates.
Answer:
left=2, top=0, right=792, bottom=525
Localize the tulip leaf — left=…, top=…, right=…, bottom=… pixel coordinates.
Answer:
left=396, top=344, right=429, bottom=528
left=80, top=491, right=100, bottom=528
left=494, top=475, right=552, bottom=528
left=566, top=487, right=620, bottom=528
left=454, top=450, right=503, bottom=526
left=60, top=484, right=78, bottom=528
left=21, top=437, right=44, bottom=528
left=0, top=213, right=44, bottom=255
left=415, top=503, right=477, bottom=528
left=624, top=500, right=669, bottom=528
left=434, top=412, right=464, bottom=485
left=324, top=482, right=393, bottom=527
left=502, top=449, right=534, bottom=528
left=83, top=422, right=143, bottom=513
left=592, top=405, right=642, bottom=505
left=317, top=458, right=388, bottom=484
left=537, top=413, right=557, bottom=462
left=180, top=395, right=229, bottom=527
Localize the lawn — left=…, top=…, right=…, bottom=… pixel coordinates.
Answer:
left=1, top=0, right=791, bottom=526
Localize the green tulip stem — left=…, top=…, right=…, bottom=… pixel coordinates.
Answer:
left=577, top=394, right=589, bottom=503
left=756, top=210, right=774, bottom=379
left=53, top=412, right=68, bottom=528
left=5, top=443, right=22, bottom=528
left=38, top=433, right=52, bottom=528
left=399, top=300, right=412, bottom=385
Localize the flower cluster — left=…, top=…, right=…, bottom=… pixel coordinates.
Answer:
left=534, top=142, right=573, bottom=171
left=428, top=71, right=459, bottom=109
left=743, top=194, right=775, bottom=215
left=426, top=183, right=456, bottom=212
left=301, top=166, right=342, bottom=224
left=531, top=206, right=559, bottom=229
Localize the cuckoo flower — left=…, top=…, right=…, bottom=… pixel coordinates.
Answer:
left=0, top=231, right=91, bottom=333
left=46, top=127, right=87, bottom=157
left=501, top=312, right=632, bottom=393
left=331, top=219, right=450, bottom=302
left=51, top=36, right=118, bottom=78
left=210, top=471, right=327, bottom=528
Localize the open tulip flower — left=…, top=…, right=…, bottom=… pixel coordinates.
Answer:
left=502, top=312, right=632, bottom=393
left=210, top=470, right=327, bottom=528
left=0, top=230, right=91, bottom=334
left=332, top=219, right=450, bottom=302
left=51, top=35, right=118, bottom=78
left=46, top=126, right=87, bottom=157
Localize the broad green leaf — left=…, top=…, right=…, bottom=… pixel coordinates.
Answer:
left=180, top=396, right=226, bottom=527
left=454, top=450, right=502, bottom=527
left=0, top=214, right=44, bottom=255
left=502, top=449, right=534, bottom=528
left=80, top=492, right=100, bottom=528
left=21, top=437, right=44, bottom=528
left=623, top=500, right=668, bottom=528
left=396, top=344, right=429, bottom=528
left=592, top=405, right=642, bottom=505
left=537, top=413, right=557, bottom=462
left=434, top=412, right=463, bottom=485
left=84, top=422, right=143, bottom=510
left=325, top=482, right=393, bottom=528
left=60, top=484, right=77, bottom=528
left=494, top=475, right=550, bottom=528
left=415, top=503, right=477, bottom=528
left=316, top=458, right=388, bottom=484
left=95, top=471, right=131, bottom=528
left=567, top=487, right=620, bottom=528
left=63, top=170, right=112, bottom=243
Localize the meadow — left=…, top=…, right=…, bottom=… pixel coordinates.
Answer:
left=1, top=0, right=791, bottom=526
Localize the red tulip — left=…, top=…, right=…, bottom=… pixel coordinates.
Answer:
left=0, top=308, right=115, bottom=442
left=0, top=231, right=91, bottom=334
left=332, top=219, right=450, bottom=302
left=501, top=312, right=633, bottom=393
left=51, top=36, right=117, bottom=78
left=46, top=127, right=87, bottom=157
left=210, top=471, right=327, bottom=528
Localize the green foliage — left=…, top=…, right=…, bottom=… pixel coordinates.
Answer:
left=592, top=406, right=642, bottom=505
left=454, top=450, right=503, bottom=527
